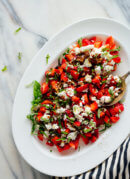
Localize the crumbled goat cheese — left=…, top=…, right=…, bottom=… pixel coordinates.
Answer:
left=52, top=124, right=59, bottom=130
left=63, top=83, right=68, bottom=88
left=57, top=90, right=68, bottom=99
left=110, top=60, right=115, bottom=65
left=66, top=87, right=74, bottom=97
left=83, top=59, right=92, bottom=67
left=85, top=74, right=92, bottom=83
left=41, top=113, right=50, bottom=121
left=104, top=65, right=113, bottom=72
left=67, top=131, right=78, bottom=140
left=114, top=75, right=120, bottom=83
left=73, top=105, right=83, bottom=115
left=56, top=107, right=66, bottom=113
left=100, top=96, right=112, bottom=103
left=45, top=123, right=52, bottom=130
left=95, top=66, right=101, bottom=74
left=60, top=142, right=65, bottom=147
left=67, top=124, right=76, bottom=131
left=85, top=106, right=92, bottom=115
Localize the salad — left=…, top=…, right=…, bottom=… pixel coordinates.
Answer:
left=27, top=36, right=124, bottom=152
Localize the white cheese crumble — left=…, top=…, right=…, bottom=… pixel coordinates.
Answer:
left=85, top=74, right=92, bottom=83
left=45, top=123, right=52, bottom=130
left=67, top=131, right=78, bottom=140
left=104, top=65, right=113, bottom=72
left=57, top=90, right=68, bottom=99
left=84, top=106, right=92, bottom=115
left=83, top=58, right=92, bottom=67
left=52, top=124, right=59, bottom=130
left=66, top=87, right=74, bottom=97
left=114, top=75, right=120, bottom=83
left=73, top=105, right=83, bottom=115
left=41, top=113, right=50, bottom=122
left=100, top=96, right=112, bottom=103
left=95, top=66, right=101, bottom=74
left=56, top=107, right=66, bottom=113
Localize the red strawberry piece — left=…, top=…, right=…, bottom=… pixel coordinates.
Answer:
left=70, top=70, right=79, bottom=80
left=61, top=72, right=68, bottom=82
left=46, top=140, right=54, bottom=146
left=110, top=116, right=120, bottom=123
left=82, top=94, right=89, bottom=104
left=82, top=38, right=91, bottom=46
left=89, top=84, right=98, bottom=96
left=72, top=96, right=80, bottom=103
left=89, top=36, right=96, bottom=44
left=56, top=144, right=70, bottom=152
left=90, top=101, right=98, bottom=112
left=76, top=84, right=89, bottom=92
left=37, top=131, right=44, bottom=141
left=41, top=82, right=49, bottom=94
left=81, top=135, right=89, bottom=144
left=74, top=121, right=81, bottom=127
left=39, top=107, right=46, bottom=113
left=65, top=54, right=75, bottom=61
left=69, top=135, right=80, bottom=150
left=94, top=41, right=103, bottom=48
left=113, top=57, right=121, bottom=63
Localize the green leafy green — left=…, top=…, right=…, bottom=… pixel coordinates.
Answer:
left=77, top=38, right=82, bottom=47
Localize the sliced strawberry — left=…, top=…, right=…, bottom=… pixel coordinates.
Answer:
left=76, top=84, right=89, bottom=92
left=46, top=140, right=54, bottom=146
left=39, top=107, right=46, bottom=113
left=89, top=36, right=96, bottom=44
left=56, top=144, right=70, bottom=152
left=110, top=116, right=120, bottom=123
left=65, top=54, right=75, bottom=61
left=90, top=101, right=98, bottom=112
left=82, top=38, right=91, bottom=46
left=61, top=72, right=68, bottom=82
left=45, top=68, right=56, bottom=77
left=61, top=62, right=67, bottom=70
left=89, top=84, right=98, bottom=96
left=69, top=135, right=80, bottom=150
left=82, top=94, right=89, bottom=104
left=41, top=82, right=49, bottom=94
left=81, top=135, right=89, bottom=144
left=90, top=136, right=97, bottom=143
left=74, top=121, right=81, bottom=127
left=94, top=41, right=103, bottom=48
left=36, top=112, right=43, bottom=122
left=51, top=136, right=60, bottom=145
left=97, top=91, right=103, bottom=99
left=50, top=80, right=58, bottom=90
left=105, top=36, right=115, bottom=49
left=62, top=58, right=67, bottom=64
left=37, top=131, right=44, bottom=141
left=41, top=100, right=53, bottom=105
left=104, top=116, right=110, bottom=123
left=70, top=70, right=79, bottom=80
left=113, top=57, right=121, bottom=63
left=58, top=67, right=63, bottom=74
left=92, top=75, right=101, bottom=87
left=72, top=96, right=80, bottom=103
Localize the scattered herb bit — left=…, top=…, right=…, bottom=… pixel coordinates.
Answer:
left=46, top=54, right=50, bottom=64
left=1, top=65, right=7, bottom=72
left=14, top=27, right=22, bottom=34
left=56, top=138, right=66, bottom=141
left=110, top=46, right=120, bottom=52
left=77, top=38, right=82, bottom=47
left=63, top=48, right=70, bottom=56
left=97, top=108, right=102, bottom=118
left=18, top=52, right=22, bottom=62
left=66, top=72, right=73, bottom=79
left=61, top=131, right=68, bottom=135
left=50, top=150, right=52, bottom=152
left=110, top=55, right=119, bottom=59
left=58, top=57, right=61, bottom=66
left=84, top=128, right=92, bottom=133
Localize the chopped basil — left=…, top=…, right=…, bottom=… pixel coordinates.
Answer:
left=84, top=128, right=92, bottom=133
left=46, top=54, right=50, bottom=64
left=110, top=46, right=120, bottom=52
left=58, top=57, right=61, bottom=66
left=50, top=150, right=52, bottom=152
left=56, top=138, right=66, bottom=141
left=1, top=65, right=7, bottom=72
left=61, top=131, right=68, bottom=135
left=110, top=55, right=119, bottom=59
left=58, top=118, right=62, bottom=128
left=66, top=72, right=73, bottom=79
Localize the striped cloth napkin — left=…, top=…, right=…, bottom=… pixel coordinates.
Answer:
left=54, top=136, right=130, bottom=179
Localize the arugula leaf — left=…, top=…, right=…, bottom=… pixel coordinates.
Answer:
left=1, top=65, right=7, bottom=72
left=46, top=54, right=50, bottom=64
left=110, top=55, right=119, bottom=59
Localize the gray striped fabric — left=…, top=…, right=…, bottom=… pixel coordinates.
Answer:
left=54, top=136, right=130, bottom=179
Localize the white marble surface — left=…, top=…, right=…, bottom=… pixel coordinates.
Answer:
left=0, top=0, right=130, bottom=178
